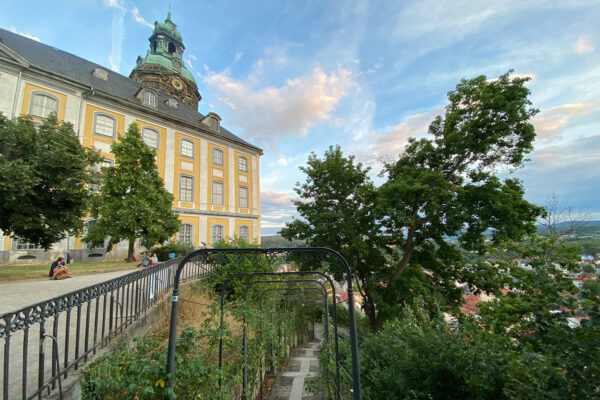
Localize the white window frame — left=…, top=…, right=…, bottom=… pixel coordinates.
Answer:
left=212, top=148, right=224, bottom=165
left=180, top=138, right=194, bottom=158
left=238, top=186, right=249, bottom=209
left=93, top=112, right=117, bottom=138
left=179, top=175, right=194, bottom=202
left=239, top=225, right=250, bottom=242
left=143, top=91, right=157, bottom=108
left=211, top=224, right=224, bottom=244
left=89, top=158, right=114, bottom=192
left=12, top=237, right=40, bottom=250
left=142, top=127, right=160, bottom=149
left=178, top=223, right=193, bottom=245
left=238, top=156, right=248, bottom=172
left=212, top=181, right=224, bottom=206
left=29, top=91, right=59, bottom=119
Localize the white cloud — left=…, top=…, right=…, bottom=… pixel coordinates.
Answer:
left=108, top=5, right=126, bottom=72
left=185, top=59, right=193, bottom=69
left=104, top=0, right=126, bottom=11
left=533, top=102, right=595, bottom=139
left=234, top=51, right=243, bottom=62
left=575, top=36, right=594, bottom=55
left=260, top=189, right=297, bottom=232
left=131, top=7, right=153, bottom=29
left=9, top=27, right=40, bottom=42
left=353, top=107, right=442, bottom=167
left=203, top=66, right=355, bottom=140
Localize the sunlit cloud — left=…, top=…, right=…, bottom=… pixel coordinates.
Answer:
left=260, top=189, right=297, bottom=233
left=9, top=26, right=40, bottom=42
left=575, top=36, right=594, bottom=55
left=533, top=102, right=596, bottom=140
left=353, top=107, right=442, bottom=168
left=131, top=6, right=153, bottom=29
left=104, top=0, right=126, bottom=11
left=204, top=66, right=355, bottom=141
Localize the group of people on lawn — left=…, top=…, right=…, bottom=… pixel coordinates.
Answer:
left=48, top=251, right=160, bottom=281
left=138, top=252, right=159, bottom=268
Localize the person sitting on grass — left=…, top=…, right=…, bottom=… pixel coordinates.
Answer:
left=138, top=252, right=151, bottom=268
left=49, top=257, right=70, bottom=280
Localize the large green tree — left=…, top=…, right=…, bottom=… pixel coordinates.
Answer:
left=85, top=123, right=180, bottom=261
left=0, top=113, right=100, bottom=249
left=282, top=71, right=545, bottom=331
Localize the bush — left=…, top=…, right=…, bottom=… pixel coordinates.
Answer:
left=150, top=242, right=194, bottom=261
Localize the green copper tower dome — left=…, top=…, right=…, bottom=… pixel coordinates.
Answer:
left=130, top=12, right=201, bottom=108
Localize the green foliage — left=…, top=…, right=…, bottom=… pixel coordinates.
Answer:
left=0, top=113, right=100, bottom=249
left=85, top=123, right=180, bottom=260
left=282, top=71, right=543, bottom=331
left=202, top=237, right=274, bottom=299
left=477, top=235, right=600, bottom=399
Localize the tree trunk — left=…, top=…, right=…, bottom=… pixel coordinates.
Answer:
left=127, top=239, right=135, bottom=263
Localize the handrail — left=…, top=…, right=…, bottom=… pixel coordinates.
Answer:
left=0, top=254, right=208, bottom=400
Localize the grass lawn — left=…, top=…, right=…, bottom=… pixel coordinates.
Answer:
left=0, top=261, right=139, bottom=282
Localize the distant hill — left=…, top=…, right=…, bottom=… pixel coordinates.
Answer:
left=261, top=235, right=305, bottom=248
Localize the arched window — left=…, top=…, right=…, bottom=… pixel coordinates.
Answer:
left=29, top=92, right=59, bottom=119
left=238, top=156, right=248, bottom=172
left=212, top=148, right=224, bottom=165
left=181, top=138, right=194, bottom=157
left=142, top=127, right=159, bottom=149
left=93, top=113, right=116, bottom=138
left=178, top=223, right=193, bottom=245
left=211, top=224, right=224, bottom=244
left=239, top=225, right=250, bottom=243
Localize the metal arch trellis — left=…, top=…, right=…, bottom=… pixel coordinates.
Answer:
left=217, top=271, right=342, bottom=397
left=239, top=279, right=334, bottom=399
left=253, top=286, right=328, bottom=400
left=165, top=247, right=362, bottom=400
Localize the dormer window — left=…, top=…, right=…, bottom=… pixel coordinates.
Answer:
left=143, top=91, right=157, bottom=108
left=203, top=112, right=221, bottom=132
left=92, top=68, right=109, bottom=81
left=168, top=42, right=176, bottom=54
left=167, top=98, right=178, bottom=108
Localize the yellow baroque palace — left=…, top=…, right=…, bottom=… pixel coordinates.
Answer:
left=0, top=14, right=262, bottom=264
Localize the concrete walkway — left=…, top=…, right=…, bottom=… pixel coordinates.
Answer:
left=0, top=268, right=137, bottom=314
left=268, top=339, right=327, bottom=400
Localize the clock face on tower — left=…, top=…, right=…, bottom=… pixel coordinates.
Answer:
left=171, top=78, right=184, bottom=90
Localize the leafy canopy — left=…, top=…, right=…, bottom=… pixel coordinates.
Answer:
left=85, top=123, right=180, bottom=260
left=0, top=113, right=100, bottom=249
left=281, top=71, right=544, bottom=331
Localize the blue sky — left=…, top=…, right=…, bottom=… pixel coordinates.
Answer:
left=2, top=0, right=599, bottom=235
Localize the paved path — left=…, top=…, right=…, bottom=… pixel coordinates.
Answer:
left=0, top=269, right=137, bottom=314
left=269, top=339, right=326, bottom=400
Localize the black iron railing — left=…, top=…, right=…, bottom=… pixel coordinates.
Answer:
left=0, top=256, right=210, bottom=400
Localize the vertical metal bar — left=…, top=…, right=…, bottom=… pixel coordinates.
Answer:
left=51, top=312, right=59, bottom=389
left=74, top=304, right=81, bottom=370
left=101, top=293, right=107, bottom=344
left=109, top=293, right=114, bottom=335
left=3, top=316, right=11, bottom=400
left=93, top=297, right=99, bottom=355
left=63, top=309, right=70, bottom=379
left=84, top=300, right=91, bottom=362
left=37, top=318, right=45, bottom=400
left=22, top=321, right=29, bottom=400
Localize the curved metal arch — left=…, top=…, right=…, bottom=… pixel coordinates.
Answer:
left=166, top=247, right=361, bottom=400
